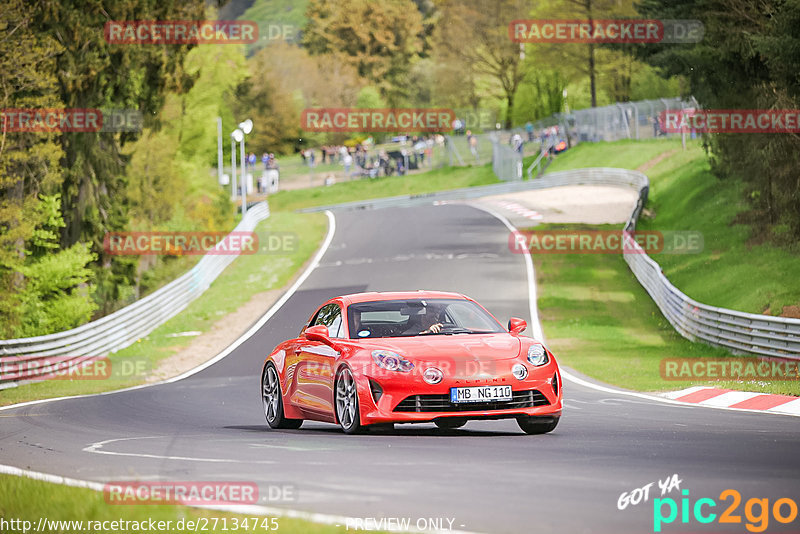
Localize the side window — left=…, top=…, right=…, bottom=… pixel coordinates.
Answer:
left=312, top=303, right=343, bottom=338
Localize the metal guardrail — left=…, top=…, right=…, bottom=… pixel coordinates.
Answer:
left=0, top=202, right=271, bottom=385
left=526, top=140, right=556, bottom=180
left=301, top=167, right=800, bottom=360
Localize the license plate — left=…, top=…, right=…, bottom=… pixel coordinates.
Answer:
left=450, top=385, right=512, bottom=403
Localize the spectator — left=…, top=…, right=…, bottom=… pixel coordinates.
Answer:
left=511, top=133, right=523, bottom=153
left=414, top=137, right=426, bottom=167
left=425, top=137, right=434, bottom=167
left=467, top=130, right=479, bottom=162
left=342, top=152, right=353, bottom=176
left=248, top=152, right=257, bottom=168
left=525, top=121, right=534, bottom=141
left=262, top=152, right=269, bottom=170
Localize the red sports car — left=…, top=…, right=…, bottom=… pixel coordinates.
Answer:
left=261, top=291, right=562, bottom=434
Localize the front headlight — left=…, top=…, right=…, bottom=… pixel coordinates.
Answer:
left=527, top=344, right=549, bottom=366
left=372, top=350, right=414, bottom=372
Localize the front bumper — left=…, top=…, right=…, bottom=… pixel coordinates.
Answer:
left=356, top=363, right=563, bottom=424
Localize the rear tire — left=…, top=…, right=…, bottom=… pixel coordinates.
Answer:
left=434, top=418, right=467, bottom=430
left=517, top=415, right=559, bottom=435
left=262, top=364, right=303, bottom=429
left=335, top=367, right=363, bottom=434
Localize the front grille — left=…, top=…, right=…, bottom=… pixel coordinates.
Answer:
left=394, top=389, right=549, bottom=413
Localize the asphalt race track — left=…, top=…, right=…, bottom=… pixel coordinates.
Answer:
left=2, top=204, right=800, bottom=534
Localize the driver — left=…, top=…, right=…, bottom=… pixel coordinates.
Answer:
left=402, top=309, right=443, bottom=335
left=419, top=315, right=443, bottom=334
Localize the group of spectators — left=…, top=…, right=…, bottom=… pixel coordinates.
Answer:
left=301, top=135, right=447, bottom=181
left=236, top=152, right=279, bottom=195
left=243, top=152, right=279, bottom=170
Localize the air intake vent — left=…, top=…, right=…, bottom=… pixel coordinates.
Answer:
left=394, top=389, right=549, bottom=413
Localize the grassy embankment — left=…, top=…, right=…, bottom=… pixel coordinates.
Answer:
left=532, top=138, right=799, bottom=395
left=268, top=162, right=499, bottom=212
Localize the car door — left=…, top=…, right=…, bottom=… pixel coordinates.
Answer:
left=292, top=303, right=342, bottom=419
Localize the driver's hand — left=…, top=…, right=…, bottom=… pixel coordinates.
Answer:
left=422, top=323, right=443, bottom=334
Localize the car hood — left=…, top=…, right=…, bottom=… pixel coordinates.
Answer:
left=358, top=333, right=523, bottom=363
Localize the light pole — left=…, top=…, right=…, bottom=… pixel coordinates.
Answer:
left=238, top=119, right=253, bottom=216
left=216, top=117, right=223, bottom=185
left=232, top=129, right=244, bottom=213
left=230, top=130, right=241, bottom=203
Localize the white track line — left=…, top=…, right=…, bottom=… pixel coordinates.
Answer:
left=83, top=436, right=276, bottom=464
left=470, top=203, right=800, bottom=418
left=0, top=210, right=336, bottom=413
left=1, top=211, right=445, bottom=534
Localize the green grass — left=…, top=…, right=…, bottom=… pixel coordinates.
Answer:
left=541, top=137, right=684, bottom=172
left=636, top=146, right=800, bottom=315
left=0, top=212, right=328, bottom=407
left=534, top=223, right=799, bottom=395
left=0, top=475, right=354, bottom=534
left=533, top=138, right=800, bottom=394
left=269, top=163, right=499, bottom=212
left=547, top=137, right=800, bottom=314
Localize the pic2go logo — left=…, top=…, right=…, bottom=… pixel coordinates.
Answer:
left=653, top=489, right=798, bottom=533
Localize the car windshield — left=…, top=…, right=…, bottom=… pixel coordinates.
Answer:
left=347, top=298, right=504, bottom=339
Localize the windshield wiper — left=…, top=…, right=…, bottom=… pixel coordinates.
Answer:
left=437, top=327, right=474, bottom=335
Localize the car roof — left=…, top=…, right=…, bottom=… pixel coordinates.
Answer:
left=339, top=290, right=468, bottom=305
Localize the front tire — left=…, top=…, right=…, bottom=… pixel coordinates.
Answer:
left=517, top=415, right=559, bottom=435
left=335, top=367, right=363, bottom=434
left=262, top=364, right=303, bottom=429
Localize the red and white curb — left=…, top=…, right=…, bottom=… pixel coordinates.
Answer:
left=662, top=386, right=800, bottom=416
left=490, top=200, right=543, bottom=221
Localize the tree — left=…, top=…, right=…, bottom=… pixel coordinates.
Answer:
left=637, top=0, right=800, bottom=242
left=433, top=0, right=531, bottom=128
left=302, top=0, right=425, bottom=106
left=235, top=41, right=365, bottom=153
left=28, top=0, right=204, bottom=270
left=14, top=194, right=98, bottom=337
left=513, top=67, right=566, bottom=124
left=527, top=0, right=639, bottom=107
left=0, top=0, right=95, bottom=335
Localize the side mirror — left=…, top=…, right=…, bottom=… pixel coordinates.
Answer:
left=508, top=317, right=527, bottom=335
left=304, top=325, right=337, bottom=347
